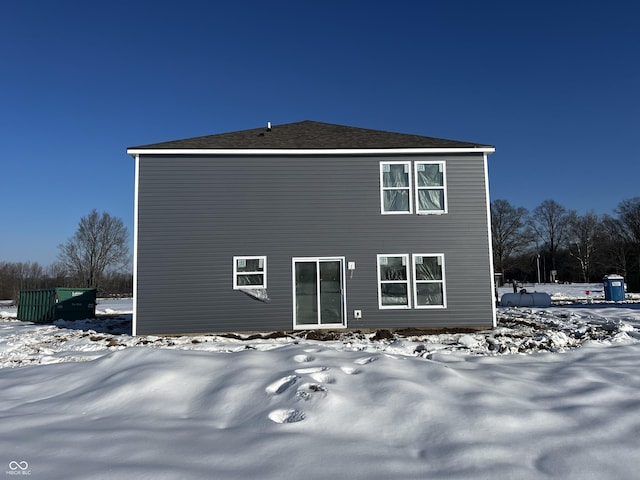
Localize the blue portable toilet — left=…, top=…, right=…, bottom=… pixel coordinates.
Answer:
left=603, top=274, right=625, bottom=301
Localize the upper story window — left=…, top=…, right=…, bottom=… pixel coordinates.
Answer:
left=233, top=256, right=266, bottom=289
left=380, top=160, right=447, bottom=215
left=415, top=162, right=447, bottom=214
left=380, top=162, right=412, bottom=214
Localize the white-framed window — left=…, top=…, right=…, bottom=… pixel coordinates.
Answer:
left=380, top=161, right=412, bottom=214
left=415, top=162, right=447, bottom=214
left=376, top=253, right=447, bottom=310
left=377, top=254, right=410, bottom=308
left=233, top=256, right=266, bottom=289
left=412, top=254, right=446, bottom=308
left=380, top=160, right=448, bottom=215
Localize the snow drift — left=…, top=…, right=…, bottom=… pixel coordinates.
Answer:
left=1, top=285, right=640, bottom=479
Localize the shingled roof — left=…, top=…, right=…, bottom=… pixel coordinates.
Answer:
left=129, top=120, right=493, bottom=151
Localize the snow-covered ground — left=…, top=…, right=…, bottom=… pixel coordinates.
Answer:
left=1, top=285, right=640, bottom=479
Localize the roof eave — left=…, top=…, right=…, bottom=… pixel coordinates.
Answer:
left=127, top=147, right=495, bottom=157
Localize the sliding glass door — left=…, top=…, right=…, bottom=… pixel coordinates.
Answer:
left=293, top=258, right=345, bottom=328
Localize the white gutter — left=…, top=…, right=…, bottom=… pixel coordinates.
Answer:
left=127, top=147, right=495, bottom=157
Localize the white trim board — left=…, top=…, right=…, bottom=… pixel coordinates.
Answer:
left=128, top=147, right=495, bottom=157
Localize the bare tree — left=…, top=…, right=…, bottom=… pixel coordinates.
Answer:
left=0, top=261, right=47, bottom=301
left=615, top=197, right=640, bottom=272
left=58, top=210, right=130, bottom=289
left=490, top=200, right=531, bottom=277
left=529, top=199, right=572, bottom=280
left=47, top=262, right=71, bottom=287
left=600, top=214, right=629, bottom=276
left=566, top=210, right=602, bottom=282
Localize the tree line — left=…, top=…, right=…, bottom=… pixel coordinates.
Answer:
left=492, top=197, right=640, bottom=290
left=1, top=210, right=132, bottom=302
left=0, top=262, right=132, bottom=302
left=3, top=199, right=640, bottom=302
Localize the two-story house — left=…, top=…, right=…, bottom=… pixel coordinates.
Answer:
left=127, top=120, right=496, bottom=335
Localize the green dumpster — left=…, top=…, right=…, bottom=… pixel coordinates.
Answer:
left=54, top=288, right=97, bottom=321
left=17, top=289, right=57, bottom=323
left=17, top=288, right=97, bottom=323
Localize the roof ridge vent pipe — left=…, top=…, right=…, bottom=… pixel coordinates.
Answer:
left=266, top=121, right=272, bottom=131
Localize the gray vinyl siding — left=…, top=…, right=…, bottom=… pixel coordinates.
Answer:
left=135, top=153, right=494, bottom=335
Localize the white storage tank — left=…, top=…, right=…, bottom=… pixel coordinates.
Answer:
left=500, top=290, right=552, bottom=307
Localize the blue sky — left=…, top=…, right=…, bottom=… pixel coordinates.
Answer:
left=1, top=1, right=638, bottom=266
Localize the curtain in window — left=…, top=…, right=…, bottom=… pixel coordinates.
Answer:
left=237, top=274, right=264, bottom=286
left=415, top=255, right=444, bottom=306
left=383, top=164, right=410, bottom=212
left=417, top=164, right=444, bottom=212
left=384, top=191, right=409, bottom=212
left=415, top=256, right=442, bottom=280
left=418, top=189, right=444, bottom=211
left=416, top=164, right=443, bottom=187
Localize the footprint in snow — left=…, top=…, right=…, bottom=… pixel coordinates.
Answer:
left=265, top=375, right=298, bottom=395
left=340, top=366, right=360, bottom=375
left=268, top=409, right=305, bottom=424
left=309, top=371, right=335, bottom=384
left=293, top=354, right=314, bottom=363
left=294, top=366, right=328, bottom=374
left=296, top=383, right=328, bottom=401
left=354, top=356, right=377, bottom=365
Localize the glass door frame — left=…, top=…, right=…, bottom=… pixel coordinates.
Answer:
left=292, top=257, right=347, bottom=330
